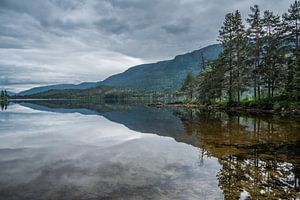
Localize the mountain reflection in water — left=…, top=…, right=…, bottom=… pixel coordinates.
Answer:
left=0, top=101, right=299, bottom=199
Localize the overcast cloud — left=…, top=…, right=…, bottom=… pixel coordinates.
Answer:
left=0, top=0, right=294, bottom=91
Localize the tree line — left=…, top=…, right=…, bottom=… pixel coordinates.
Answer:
left=182, top=1, right=300, bottom=107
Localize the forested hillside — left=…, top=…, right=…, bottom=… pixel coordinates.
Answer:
left=101, top=44, right=222, bottom=91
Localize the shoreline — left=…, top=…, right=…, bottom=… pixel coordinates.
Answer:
left=9, top=98, right=78, bottom=102
left=6, top=98, right=300, bottom=116
left=148, top=103, right=300, bottom=116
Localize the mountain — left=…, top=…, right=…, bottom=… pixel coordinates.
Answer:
left=17, top=44, right=222, bottom=95
left=18, top=82, right=97, bottom=96
left=6, top=91, right=16, bottom=96
left=100, top=44, right=222, bottom=91
left=15, top=85, right=144, bottom=102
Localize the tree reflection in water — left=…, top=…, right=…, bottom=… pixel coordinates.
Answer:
left=0, top=101, right=8, bottom=111
left=175, top=110, right=300, bottom=199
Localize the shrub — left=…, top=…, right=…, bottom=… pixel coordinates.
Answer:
left=240, top=98, right=252, bottom=108
left=273, top=102, right=281, bottom=111
left=287, top=102, right=300, bottom=110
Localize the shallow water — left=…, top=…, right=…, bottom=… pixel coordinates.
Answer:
left=0, top=101, right=299, bottom=199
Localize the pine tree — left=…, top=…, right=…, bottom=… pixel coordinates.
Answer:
left=218, top=11, right=247, bottom=104
left=218, top=13, right=235, bottom=103
left=261, top=10, right=281, bottom=98
left=0, top=90, right=4, bottom=99
left=232, top=10, right=247, bottom=103
left=197, top=60, right=224, bottom=103
left=247, top=5, right=264, bottom=100
left=181, top=73, right=196, bottom=100
left=283, top=0, right=300, bottom=50
left=282, top=0, right=300, bottom=100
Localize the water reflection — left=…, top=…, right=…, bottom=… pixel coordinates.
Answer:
left=176, top=110, right=300, bottom=199
left=1, top=101, right=300, bottom=199
left=0, top=100, right=8, bottom=111
left=0, top=102, right=222, bottom=199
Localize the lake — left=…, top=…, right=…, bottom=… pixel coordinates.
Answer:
left=0, top=101, right=299, bottom=199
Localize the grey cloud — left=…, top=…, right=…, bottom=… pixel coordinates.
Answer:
left=0, top=0, right=53, bottom=22
left=0, top=64, right=74, bottom=86
left=162, top=20, right=191, bottom=35
left=107, top=0, right=159, bottom=9
left=0, top=42, right=25, bottom=49
left=50, top=0, right=86, bottom=10
left=42, top=19, right=88, bottom=31
left=95, top=18, right=130, bottom=35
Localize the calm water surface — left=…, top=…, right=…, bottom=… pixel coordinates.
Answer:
left=0, top=101, right=299, bottom=200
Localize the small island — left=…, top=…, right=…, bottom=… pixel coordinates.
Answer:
left=0, top=90, right=9, bottom=111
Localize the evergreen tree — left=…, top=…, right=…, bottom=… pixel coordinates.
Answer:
left=197, top=60, right=224, bottom=103
left=246, top=5, right=264, bottom=100
left=218, top=11, right=247, bottom=103
left=232, top=10, right=247, bottom=103
left=181, top=73, right=196, bottom=100
left=282, top=0, right=300, bottom=100
left=218, top=13, right=235, bottom=103
left=0, top=90, right=4, bottom=100
left=261, top=10, right=281, bottom=98
left=283, top=0, right=300, bottom=50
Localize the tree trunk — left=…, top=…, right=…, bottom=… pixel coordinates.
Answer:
left=237, top=70, right=240, bottom=103
left=254, top=35, right=260, bottom=101
left=296, top=17, right=298, bottom=50
left=254, top=74, right=257, bottom=100
left=229, top=46, right=233, bottom=103
left=237, top=42, right=241, bottom=104
left=268, top=80, right=271, bottom=99
left=258, top=85, right=261, bottom=100
left=229, top=70, right=233, bottom=102
left=271, top=80, right=274, bottom=97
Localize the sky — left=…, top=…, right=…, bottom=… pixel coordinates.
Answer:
left=0, top=0, right=294, bottom=92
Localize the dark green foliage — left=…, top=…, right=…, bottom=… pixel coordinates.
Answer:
left=282, top=0, right=300, bottom=100
left=261, top=10, right=281, bottom=99
left=246, top=5, right=264, bottom=100
left=181, top=73, right=196, bottom=100
left=197, top=60, right=224, bottom=103
left=217, top=10, right=247, bottom=103
left=0, top=90, right=9, bottom=111
left=239, top=96, right=300, bottom=110
left=0, top=90, right=8, bottom=102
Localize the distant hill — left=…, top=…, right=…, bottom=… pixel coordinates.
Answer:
left=13, top=85, right=148, bottom=103
left=100, top=44, right=222, bottom=91
left=17, top=44, right=222, bottom=95
left=6, top=91, right=16, bottom=96
left=18, top=82, right=97, bottom=96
